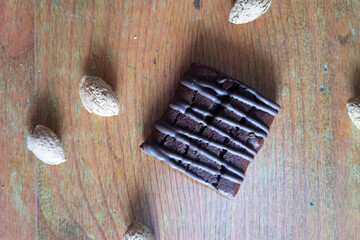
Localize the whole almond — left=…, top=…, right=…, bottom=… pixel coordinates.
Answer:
left=79, top=76, right=120, bottom=117
left=27, top=125, right=66, bottom=165
left=229, top=0, right=272, bottom=24
left=123, top=221, right=155, bottom=240
left=347, top=97, right=360, bottom=130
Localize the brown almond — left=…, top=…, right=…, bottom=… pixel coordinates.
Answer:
left=79, top=76, right=120, bottom=117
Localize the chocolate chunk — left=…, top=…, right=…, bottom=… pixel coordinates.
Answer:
left=140, top=63, right=280, bottom=198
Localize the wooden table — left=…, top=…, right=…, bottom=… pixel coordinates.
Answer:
left=1, top=0, right=360, bottom=239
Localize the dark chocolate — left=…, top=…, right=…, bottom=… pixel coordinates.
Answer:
left=140, top=63, right=280, bottom=198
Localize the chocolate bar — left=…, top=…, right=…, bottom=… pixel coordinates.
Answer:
left=140, top=63, right=280, bottom=198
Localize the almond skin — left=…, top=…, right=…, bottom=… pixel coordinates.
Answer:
left=123, top=222, right=155, bottom=240
left=27, top=125, right=66, bottom=165
left=347, top=97, right=360, bottom=130
left=79, top=76, right=120, bottom=117
left=229, top=0, right=272, bottom=24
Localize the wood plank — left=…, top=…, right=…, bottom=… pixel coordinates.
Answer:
left=0, top=1, right=36, bottom=239
left=1, top=0, right=360, bottom=239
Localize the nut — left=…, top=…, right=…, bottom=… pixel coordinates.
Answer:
left=79, top=76, right=120, bottom=117
left=123, top=221, right=155, bottom=240
left=347, top=97, right=360, bottom=130
left=27, top=125, right=66, bottom=165
left=229, top=0, right=272, bottom=24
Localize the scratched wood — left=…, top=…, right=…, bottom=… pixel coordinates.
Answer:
left=1, top=0, right=360, bottom=239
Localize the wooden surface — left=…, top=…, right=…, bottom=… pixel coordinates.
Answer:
left=1, top=0, right=360, bottom=239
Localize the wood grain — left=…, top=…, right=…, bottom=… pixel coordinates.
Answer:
left=0, top=0, right=37, bottom=239
left=1, top=0, right=360, bottom=239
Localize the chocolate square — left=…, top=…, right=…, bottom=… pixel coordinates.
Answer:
left=140, top=63, right=280, bottom=198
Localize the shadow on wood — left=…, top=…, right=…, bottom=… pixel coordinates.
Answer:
left=141, top=27, right=278, bottom=141
left=190, top=28, right=278, bottom=103
left=84, top=47, right=119, bottom=92
left=128, top=190, right=156, bottom=235
left=30, top=93, right=63, bottom=140
left=353, top=66, right=360, bottom=97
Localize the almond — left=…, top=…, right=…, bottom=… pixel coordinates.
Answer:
left=27, top=125, right=66, bottom=165
left=123, top=221, right=155, bottom=240
left=347, top=97, right=360, bottom=130
left=229, top=0, right=272, bottom=24
left=79, top=76, right=120, bottom=117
